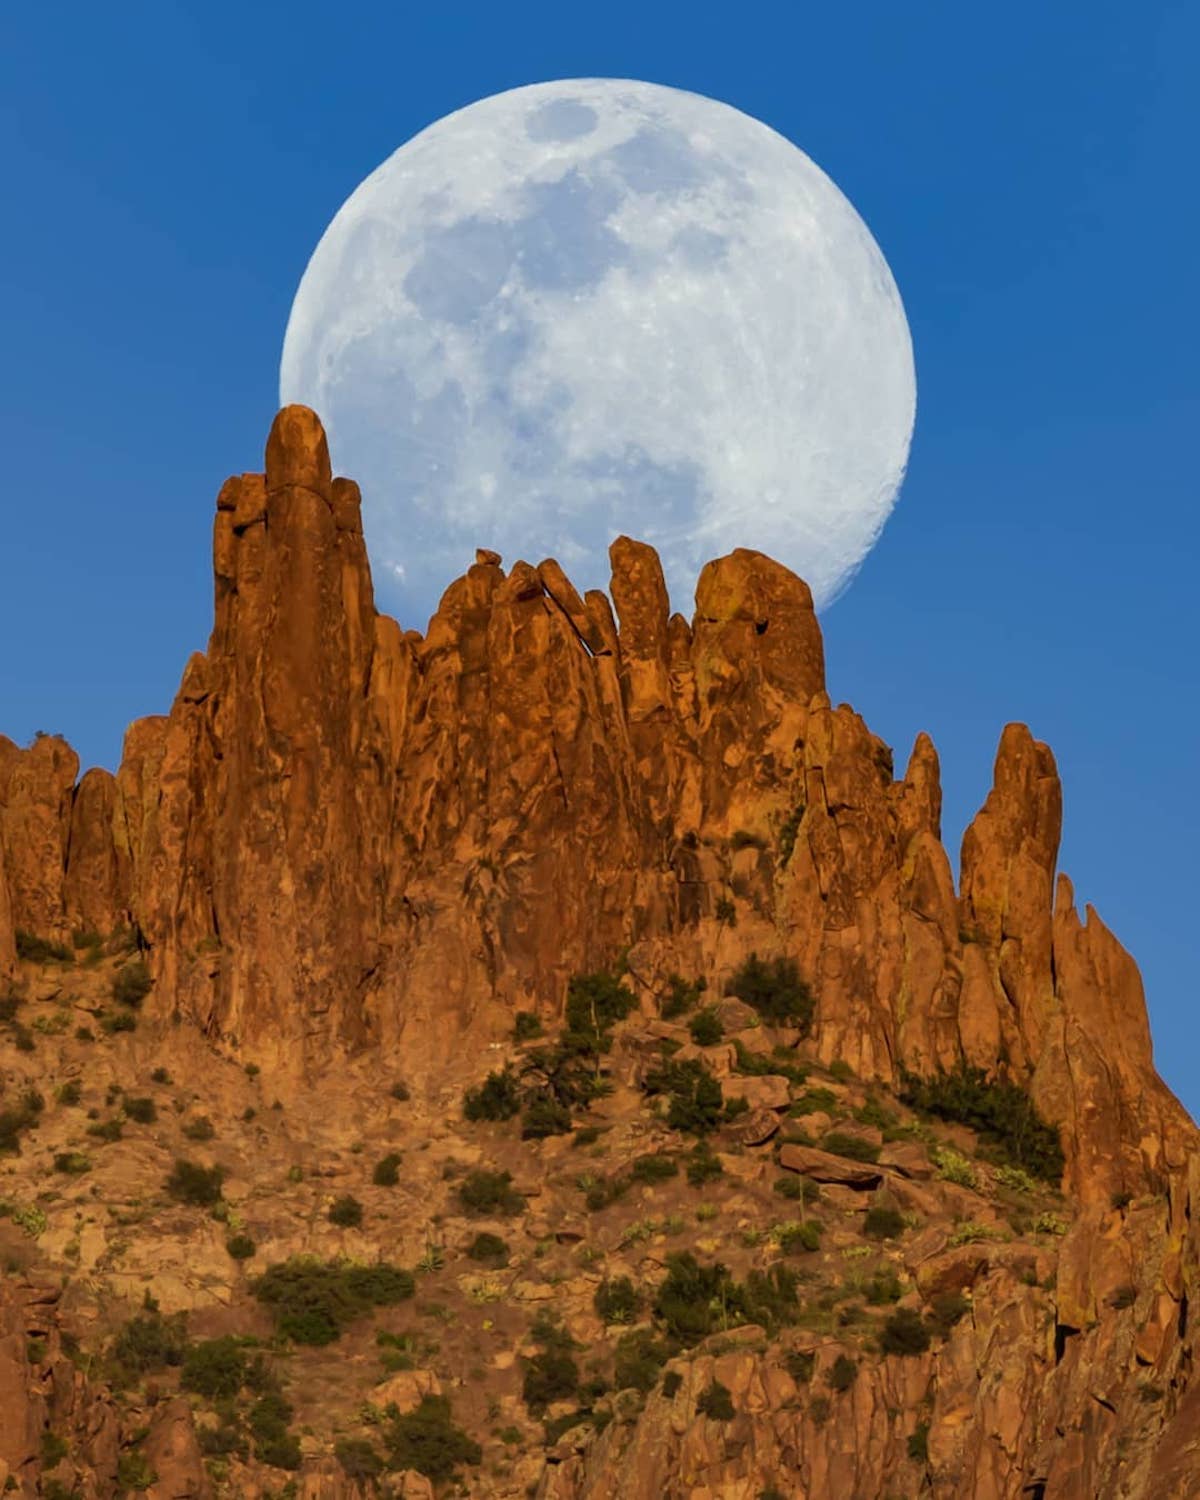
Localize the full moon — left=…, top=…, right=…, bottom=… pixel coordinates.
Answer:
left=280, top=79, right=915, bottom=622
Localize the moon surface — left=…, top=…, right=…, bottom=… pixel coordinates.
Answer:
left=280, top=79, right=915, bottom=623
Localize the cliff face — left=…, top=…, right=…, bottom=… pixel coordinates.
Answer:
left=0, top=407, right=1197, bottom=1499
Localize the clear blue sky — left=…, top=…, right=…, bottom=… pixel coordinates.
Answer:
left=2, top=3, right=1196, bottom=1112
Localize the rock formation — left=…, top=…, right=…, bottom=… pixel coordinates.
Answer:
left=0, top=407, right=1196, bottom=1499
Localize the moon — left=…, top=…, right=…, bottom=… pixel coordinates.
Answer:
left=280, top=79, right=915, bottom=623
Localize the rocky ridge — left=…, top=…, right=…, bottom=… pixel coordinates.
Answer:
left=0, top=407, right=1196, bottom=1499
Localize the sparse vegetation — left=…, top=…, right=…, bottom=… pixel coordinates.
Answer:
left=595, top=1276, right=641, bottom=1325
left=900, top=1065, right=1064, bottom=1182
left=165, top=1159, right=224, bottom=1207
left=512, top=1010, right=543, bottom=1042
left=466, top=1232, right=509, bottom=1265
left=16, top=930, right=72, bottom=963
left=372, top=1151, right=403, bottom=1187
left=226, top=1233, right=257, bottom=1261
left=828, top=1354, right=858, bottom=1392
left=112, top=959, right=152, bottom=1009
left=457, top=1168, right=524, bottom=1217
left=328, top=1195, right=364, bottom=1228
left=123, top=1095, right=157, bottom=1124
left=821, top=1131, right=881, bottom=1163
left=182, top=1116, right=215, bottom=1142
left=661, top=974, right=705, bottom=1020
left=253, top=1257, right=414, bottom=1345
left=863, top=1206, right=906, bottom=1240
left=642, top=1057, right=724, bottom=1135
left=463, top=1066, right=522, bottom=1123
left=383, top=1394, right=481, bottom=1483
left=727, top=954, right=815, bottom=1031
left=697, top=1378, right=735, bottom=1419
left=689, top=1007, right=724, bottom=1046
left=880, top=1307, right=932, bottom=1356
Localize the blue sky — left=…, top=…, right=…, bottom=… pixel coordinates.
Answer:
left=2, top=3, right=1196, bottom=1111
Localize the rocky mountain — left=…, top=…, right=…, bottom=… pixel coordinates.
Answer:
left=0, top=406, right=1196, bottom=1499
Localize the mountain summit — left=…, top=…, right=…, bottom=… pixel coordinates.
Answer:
left=0, top=407, right=1195, bottom=1498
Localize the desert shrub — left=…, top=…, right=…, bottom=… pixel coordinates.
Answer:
left=466, top=1231, right=509, bottom=1265
left=1110, top=1284, right=1138, bottom=1311
left=643, top=1057, right=724, bottom=1135
left=865, top=1268, right=903, bottom=1305
left=0, top=994, right=21, bottom=1023
left=88, top=1117, right=123, bottom=1143
left=583, top=1172, right=630, bottom=1212
left=112, top=960, right=152, bottom=1009
left=564, top=969, right=635, bottom=1051
left=521, top=1038, right=608, bottom=1110
left=827, top=1354, right=858, bottom=1392
left=785, top=1349, right=815, bottom=1384
left=686, top=1143, right=724, bottom=1186
left=931, top=1144, right=977, bottom=1187
left=16, top=931, right=72, bottom=963
left=697, top=1378, right=735, bottom=1420
left=715, top=896, right=736, bottom=924
left=457, top=1169, right=524, bottom=1217
left=727, top=954, right=815, bottom=1031
left=854, top=1096, right=898, bottom=1131
left=166, top=1159, right=223, bottom=1206
left=789, top=1086, right=838, bottom=1117
left=0, top=1090, right=44, bottom=1154
left=740, top=1265, right=801, bottom=1329
left=183, top=1116, right=215, bottom=1142
left=181, top=1336, right=248, bottom=1399
left=689, top=1008, right=724, bottom=1047
left=654, top=1253, right=738, bottom=1345
left=226, top=1233, right=257, bottom=1261
left=908, top=1422, right=930, bottom=1462
left=110, top=1302, right=188, bottom=1381
left=928, top=1290, right=971, bottom=1332
left=41, top=1430, right=69, bottom=1465
left=123, top=1096, right=157, bottom=1124
left=253, top=1256, right=413, bottom=1345
left=150, top=1066, right=171, bottom=1084
left=631, top=1152, right=679, bottom=1184
left=328, top=1195, right=363, bottom=1228
left=384, top=1394, right=481, bottom=1483
left=101, top=1010, right=137, bottom=1034
left=863, top=1206, right=906, bottom=1240
left=523, top=1347, right=580, bottom=1412
left=335, top=1437, right=384, bottom=1480
left=512, top=1010, right=543, bottom=1042
left=994, top=1163, right=1041, bottom=1195
left=521, top=1096, right=573, bottom=1139
left=821, top=1131, right=880, bottom=1163
left=880, top=1307, right=932, bottom=1356
left=899, top=1065, right=1064, bottom=1182
left=661, top=974, right=705, bottom=1019
left=613, top=1330, right=676, bottom=1392
left=463, top=1066, right=522, bottom=1123
left=56, top=1080, right=82, bottom=1107
left=777, top=1221, right=821, bottom=1255
left=594, top=1276, right=641, bottom=1325
left=372, top=1151, right=403, bottom=1187
left=115, top=1450, right=156, bottom=1489
left=53, top=1151, right=92, bottom=1176
left=773, top=1175, right=820, bottom=1204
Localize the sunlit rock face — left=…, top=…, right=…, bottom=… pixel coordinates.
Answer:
left=280, top=79, right=915, bottom=628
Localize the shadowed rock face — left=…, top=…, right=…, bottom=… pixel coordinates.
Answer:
left=0, top=407, right=1197, bottom=1500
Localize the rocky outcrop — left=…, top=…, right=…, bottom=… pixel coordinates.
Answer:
left=2, top=406, right=1197, bottom=1498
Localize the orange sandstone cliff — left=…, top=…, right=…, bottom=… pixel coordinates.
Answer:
left=0, top=407, right=1196, bottom=1499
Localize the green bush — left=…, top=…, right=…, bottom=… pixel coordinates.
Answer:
left=773, top=1175, right=820, bottom=1204
left=226, top=1234, right=257, bottom=1261
left=181, top=1336, right=248, bottom=1399
left=53, top=1151, right=92, bottom=1176
left=335, top=1437, right=384, bottom=1480
left=522, top=1347, right=580, bottom=1413
left=373, top=1151, right=403, bottom=1187
left=329, top=1195, right=363, bottom=1228
left=643, top=1057, right=724, bottom=1135
left=689, top=1008, right=724, bottom=1047
left=56, top=1080, right=82, bottom=1107
left=880, top=1307, right=932, bottom=1356
left=865, top=1268, right=903, bottom=1305
left=777, top=1221, right=821, bottom=1255
left=613, top=1329, right=676, bottom=1392
left=821, top=1131, right=880, bottom=1163
left=583, top=1172, right=631, bottom=1212
left=87, top=1118, right=123, bottom=1143
left=631, top=1153, right=678, bottom=1184
left=0, top=1091, right=43, bottom=1153
left=165, top=1159, right=224, bottom=1206
left=101, top=1010, right=137, bottom=1034
left=827, top=1354, right=858, bottom=1392
left=521, top=1095, right=573, bottom=1139
left=466, top=1232, right=509, bottom=1265
left=908, top=1422, right=930, bottom=1462
left=112, top=960, right=152, bottom=1009
left=115, top=1450, right=156, bottom=1490
left=182, top=1116, right=215, bottom=1142
left=686, top=1143, right=724, bottom=1186
left=463, top=1066, right=522, bottom=1123
left=565, top=969, right=635, bottom=1050
left=16, top=930, right=72, bottom=963
left=661, top=974, right=704, bottom=1019
left=654, top=1253, right=737, bottom=1345
left=457, top=1169, right=524, bottom=1217
left=252, top=1257, right=414, bottom=1345
left=110, top=1302, right=188, bottom=1381
left=123, top=1096, right=157, bottom=1125
left=41, top=1430, right=69, bottom=1465
left=899, top=1065, right=1064, bottom=1182
left=697, top=1378, right=735, bottom=1420
left=928, top=1290, right=971, bottom=1333
left=863, top=1206, right=906, bottom=1240
left=785, top=1349, right=815, bottom=1384
left=788, top=1086, right=838, bottom=1116
left=384, top=1394, right=481, bottom=1483
left=727, top=955, right=815, bottom=1031
left=512, top=1010, right=544, bottom=1042
left=594, top=1276, right=641, bottom=1325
